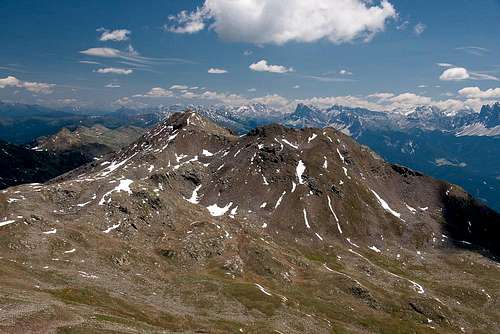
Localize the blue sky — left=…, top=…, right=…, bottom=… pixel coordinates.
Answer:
left=1, top=0, right=500, bottom=112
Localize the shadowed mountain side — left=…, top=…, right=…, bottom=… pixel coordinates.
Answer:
left=0, top=140, right=89, bottom=189
left=440, top=184, right=500, bottom=261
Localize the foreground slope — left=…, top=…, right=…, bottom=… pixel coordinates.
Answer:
left=0, top=112, right=499, bottom=333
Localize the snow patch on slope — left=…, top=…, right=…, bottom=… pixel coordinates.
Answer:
left=207, top=202, right=233, bottom=216
left=370, top=189, right=403, bottom=220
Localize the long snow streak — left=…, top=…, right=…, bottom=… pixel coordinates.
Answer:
left=282, top=139, right=299, bottom=149
left=255, top=283, right=272, bottom=296
left=0, top=220, right=15, bottom=227
left=327, top=195, right=339, bottom=222
left=303, top=209, right=311, bottom=229
left=327, top=195, right=342, bottom=234
left=370, top=189, right=402, bottom=219
left=103, top=223, right=121, bottom=234
left=274, top=191, right=286, bottom=209
left=336, top=148, right=346, bottom=164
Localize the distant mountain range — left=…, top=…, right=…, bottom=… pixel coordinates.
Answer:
left=0, top=100, right=498, bottom=211
left=0, top=101, right=159, bottom=144
left=130, top=101, right=500, bottom=138
left=284, top=103, right=500, bottom=138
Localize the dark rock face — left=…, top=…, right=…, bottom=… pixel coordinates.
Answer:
left=391, top=164, right=424, bottom=177
left=440, top=185, right=500, bottom=260
left=479, top=102, right=500, bottom=128
left=0, top=111, right=498, bottom=333
left=0, top=140, right=88, bottom=189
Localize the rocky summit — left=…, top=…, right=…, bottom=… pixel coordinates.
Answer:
left=0, top=111, right=499, bottom=333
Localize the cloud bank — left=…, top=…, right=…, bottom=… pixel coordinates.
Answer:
left=124, top=84, right=500, bottom=115
left=458, top=87, right=500, bottom=99
left=0, top=76, right=54, bottom=94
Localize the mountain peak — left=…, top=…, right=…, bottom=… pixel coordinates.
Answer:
left=158, top=110, right=235, bottom=136
left=247, top=123, right=294, bottom=137
left=479, top=102, right=500, bottom=128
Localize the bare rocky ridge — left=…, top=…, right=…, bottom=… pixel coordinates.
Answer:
left=33, top=124, right=145, bottom=160
left=0, top=111, right=499, bottom=333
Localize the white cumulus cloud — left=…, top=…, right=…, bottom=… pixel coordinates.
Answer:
left=113, top=96, right=147, bottom=109
left=167, top=0, right=397, bottom=45
left=440, top=67, right=470, bottom=81
left=166, top=6, right=209, bottom=34
left=249, top=60, right=293, bottom=73
left=367, top=92, right=395, bottom=100
left=252, top=94, right=290, bottom=108
left=0, top=75, right=54, bottom=94
left=297, top=95, right=385, bottom=111
left=438, top=65, right=498, bottom=82
left=139, top=87, right=174, bottom=97
left=389, top=92, right=432, bottom=105
left=98, top=28, right=131, bottom=42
